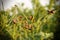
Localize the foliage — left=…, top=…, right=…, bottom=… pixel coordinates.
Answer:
left=0, top=0, right=59, bottom=40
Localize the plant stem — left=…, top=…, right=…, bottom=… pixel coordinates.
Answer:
left=1, top=0, right=4, bottom=10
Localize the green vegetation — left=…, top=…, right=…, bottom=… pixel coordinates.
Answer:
left=0, top=0, right=59, bottom=40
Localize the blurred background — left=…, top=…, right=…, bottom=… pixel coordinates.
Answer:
left=0, top=0, right=49, bottom=10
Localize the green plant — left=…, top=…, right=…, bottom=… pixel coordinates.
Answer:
left=0, top=0, right=59, bottom=40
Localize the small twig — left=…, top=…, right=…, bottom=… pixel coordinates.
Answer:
left=1, top=0, right=4, bottom=10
